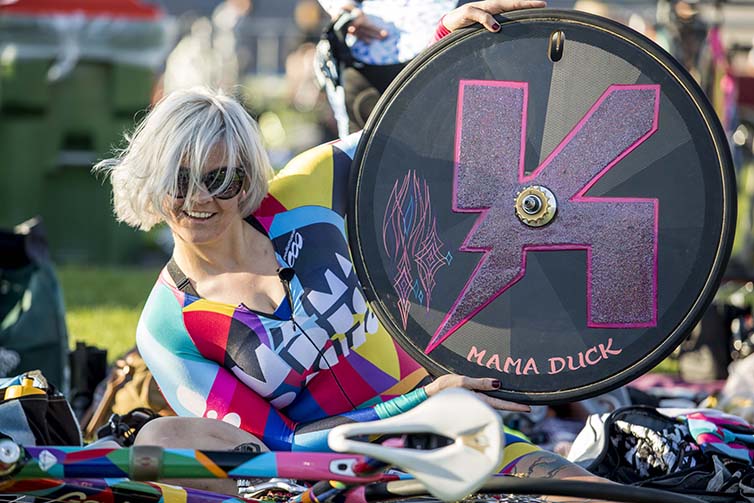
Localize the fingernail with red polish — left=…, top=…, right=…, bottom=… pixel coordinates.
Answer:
left=491, top=23, right=500, bottom=31
left=491, top=379, right=501, bottom=389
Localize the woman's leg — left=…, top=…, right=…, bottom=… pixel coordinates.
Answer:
left=501, top=428, right=613, bottom=501
left=508, top=450, right=597, bottom=480
left=134, top=416, right=268, bottom=495
left=506, top=450, right=615, bottom=502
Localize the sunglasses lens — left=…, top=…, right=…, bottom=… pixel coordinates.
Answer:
left=206, top=167, right=244, bottom=199
left=172, top=167, right=244, bottom=199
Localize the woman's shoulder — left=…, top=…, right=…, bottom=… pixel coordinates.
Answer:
left=265, top=132, right=362, bottom=213
left=274, top=132, right=361, bottom=180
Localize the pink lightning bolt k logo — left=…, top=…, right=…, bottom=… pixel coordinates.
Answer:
left=426, top=81, right=660, bottom=354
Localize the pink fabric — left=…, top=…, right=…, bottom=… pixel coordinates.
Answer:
left=630, top=373, right=726, bottom=395
left=432, top=16, right=451, bottom=42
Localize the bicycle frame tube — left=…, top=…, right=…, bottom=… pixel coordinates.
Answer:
left=8, top=445, right=388, bottom=484
left=0, top=443, right=709, bottom=503
left=0, top=477, right=243, bottom=503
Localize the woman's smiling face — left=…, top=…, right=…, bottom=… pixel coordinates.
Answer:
left=165, top=143, right=246, bottom=247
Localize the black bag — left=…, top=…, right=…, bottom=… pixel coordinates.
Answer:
left=0, top=370, right=81, bottom=446
left=570, top=406, right=754, bottom=502
left=69, top=342, right=108, bottom=420
left=0, top=218, right=69, bottom=389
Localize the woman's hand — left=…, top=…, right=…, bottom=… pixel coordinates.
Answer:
left=424, top=374, right=531, bottom=412
left=443, top=0, right=547, bottom=33
left=342, top=7, right=389, bottom=42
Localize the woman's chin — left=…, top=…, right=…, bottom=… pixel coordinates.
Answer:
left=173, top=225, right=227, bottom=247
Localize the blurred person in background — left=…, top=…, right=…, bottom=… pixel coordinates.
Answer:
left=161, top=0, right=253, bottom=98
left=571, top=0, right=611, bottom=19
left=317, top=0, right=473, bottom=135
left=655, top=0, right=708, bottom=82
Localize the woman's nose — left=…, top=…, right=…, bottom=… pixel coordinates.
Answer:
left=191, top=185, right=214, bottom=203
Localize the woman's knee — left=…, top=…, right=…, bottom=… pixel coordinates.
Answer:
left=135, top=416, right=268, bottom=451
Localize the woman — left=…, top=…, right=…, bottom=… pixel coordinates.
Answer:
left=317, top=0, right=456, bottom=134
left=96, top=1, right=612, bottom=497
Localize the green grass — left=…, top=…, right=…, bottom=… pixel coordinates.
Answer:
left=58, top=266, right=161, bottom=363
left=732, top=161, right=752, bottom=261
left=652, top=356, right=679, bottom=375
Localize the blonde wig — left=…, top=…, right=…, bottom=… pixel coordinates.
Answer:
left=94, top=87, right=274, bottom=231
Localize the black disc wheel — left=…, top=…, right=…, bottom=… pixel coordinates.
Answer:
left=348, top=9, right=736, bottom=404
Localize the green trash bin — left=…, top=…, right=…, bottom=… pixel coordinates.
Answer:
left=0, top=1, right=174, bottom=264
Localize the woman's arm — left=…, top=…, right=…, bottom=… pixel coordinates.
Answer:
left=136, top=284, right=584, bottom=482
left=441, top=0, right=546, bottom=33
left=136, top=280, right=432, bottom=452
left=433, top=0, right=547, bottom=42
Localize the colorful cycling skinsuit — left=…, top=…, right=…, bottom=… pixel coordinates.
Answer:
left=136, top=132, right=538, bottom=470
